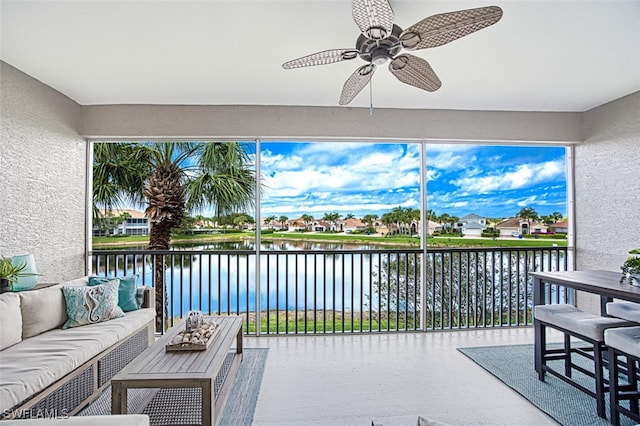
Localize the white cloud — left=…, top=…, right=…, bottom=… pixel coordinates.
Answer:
left=516, top=195, right=538, bottom=207
left=428, top=151, right=467, bottom=170
left=260, top=149, right=303, bottom=170
left=451, top=160, right=564, bottom=193
left=451, top=201, right=469, bottom=208
left=262, top=143, right=421, bottom=200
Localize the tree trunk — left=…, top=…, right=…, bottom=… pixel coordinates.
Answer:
left=144, top=166, right=186, bottom=332
left=149, top=219, right=174, bottom=332
left=153, top=255, right=166, bottom=333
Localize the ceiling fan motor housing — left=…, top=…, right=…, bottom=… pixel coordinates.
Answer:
left=356, top=24, right=403, bottom=65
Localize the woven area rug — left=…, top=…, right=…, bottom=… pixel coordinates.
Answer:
left=78, top=348, right=268, bottom=426
left=458, top=344, right=637, bottom=426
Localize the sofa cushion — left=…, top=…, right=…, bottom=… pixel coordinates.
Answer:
left=62, top=280, right=124, bottom=329
left=0, top=293, right=22, bottom=350
left=89, top=275, right=139, bottom=312
left=20, top=285, right=67, bottom=339
left=0, top=307, right=155, bottom=412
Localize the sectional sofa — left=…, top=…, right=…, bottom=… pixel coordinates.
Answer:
left=0, top=277, right=155, bottom=420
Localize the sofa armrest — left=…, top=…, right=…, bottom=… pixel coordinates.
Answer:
left=136, top=287, right=155, bottom=310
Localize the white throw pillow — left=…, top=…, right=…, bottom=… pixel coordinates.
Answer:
left=0, top=292, right=22, bottom=349
left=20, top=284, right=68, bottom=338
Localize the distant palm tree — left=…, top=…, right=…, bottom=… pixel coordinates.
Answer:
left=278, top=216, right=289, bottom=230
left=362, top=214, right=378, bottom=225
left=93, top=141, right=256, bottom=330
left=448, top=215, right=459, bottom=234
left=263, top=215, right=277, bottom=228
left=323, top=212, right=341, bottom=232
left=438, top=213, right=450, bottom=232
left=301, top=214, right=314, bottom=231
left=362, top=214, right=378, bottom=234
left=540, top=214, right=554, bottom=226
left=517, top=206, right=538, bottom=235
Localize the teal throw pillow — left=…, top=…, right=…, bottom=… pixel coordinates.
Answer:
left=89, top=275, right=139, bottom=312
left=62, top=280, right=124, bottom=329
left=135, top=287, right=147, bottom=309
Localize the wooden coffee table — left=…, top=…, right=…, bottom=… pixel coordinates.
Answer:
left=111, top=315, right=243, bottom=426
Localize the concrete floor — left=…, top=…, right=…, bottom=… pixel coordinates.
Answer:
left=247, top=327, right=562, bottom=426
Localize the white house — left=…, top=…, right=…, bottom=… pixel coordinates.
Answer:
left=457, top=214, right=487, bottom=237
left=94, top=209, right=149, bottom=237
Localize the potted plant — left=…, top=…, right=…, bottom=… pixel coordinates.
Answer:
left=620, top=248, right=640, bottom=285
left=0, top=256, right=36, bottom=293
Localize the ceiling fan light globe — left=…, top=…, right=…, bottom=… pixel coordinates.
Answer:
left=371, top=48, right=389, bottom=65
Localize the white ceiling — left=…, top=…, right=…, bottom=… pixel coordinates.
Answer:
left=1, top=0, right=639, bottom=112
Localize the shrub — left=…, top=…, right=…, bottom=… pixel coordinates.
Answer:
left=481, top=230, right=500, bottom=238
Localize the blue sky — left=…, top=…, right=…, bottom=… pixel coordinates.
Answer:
left=254, top=142, right=567, bottom=220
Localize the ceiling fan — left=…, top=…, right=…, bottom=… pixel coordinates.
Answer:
left=282, top=0, right=503, bottom=106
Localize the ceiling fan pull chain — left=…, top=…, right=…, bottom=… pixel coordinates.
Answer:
left=369, top=78, right=374, bottom=115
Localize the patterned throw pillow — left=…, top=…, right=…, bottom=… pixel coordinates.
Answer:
left=89, top=275, right=139, bottom=312
left=62, top=280, right=124, bottom=329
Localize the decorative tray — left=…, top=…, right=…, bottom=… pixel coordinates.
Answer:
left=165, top=318, right=218, bottom=352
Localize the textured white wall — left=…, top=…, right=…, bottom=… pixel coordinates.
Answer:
left=574, top=91, right=640, bottom=312
left=576, top=92, right=640, bottom=269
left=0, top=62, right=86, bottom=282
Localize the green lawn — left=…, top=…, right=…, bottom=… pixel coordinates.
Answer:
left=93, top=231, right=566, bottom=249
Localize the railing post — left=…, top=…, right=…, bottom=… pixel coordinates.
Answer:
left=420, top=142, right=428, bottom=332
left=255, top=139, right=262, bottom=336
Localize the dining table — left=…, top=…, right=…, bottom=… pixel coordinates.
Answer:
left=530, top=269, right=640, bottom=375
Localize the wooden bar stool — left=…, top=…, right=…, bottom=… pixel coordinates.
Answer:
left=605, top=326, right=640, bottom=425
left=534, top=304, right=633, bottom=418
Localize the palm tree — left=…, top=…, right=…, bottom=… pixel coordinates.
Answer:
left=517, top=206, right=538, bottom=235
left=406, top=207, right=421, bottom=235
left=438, top=213, right=451, bottom=232
left=362, top=214, right=378, bottom=225
left=301, top=214, right=314, bottom=231
left=380, top=212, right=395, bottom=235
left=93, top=141, right=256, bottom=330
left=263, top=215, right=277, bottom=228
left=449, top=215, right=459, bottom=233
left=362, top=214, right=378, bottom=234
left=278, top=216, right=289, bottom=230
left=540, top=214, right=554, bottom=226
left=322, top=212, right=341, bottom=232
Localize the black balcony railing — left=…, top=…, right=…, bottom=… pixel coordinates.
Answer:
left=89, top=246, right=569, bottom=335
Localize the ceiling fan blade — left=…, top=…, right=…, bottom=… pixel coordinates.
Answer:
left=389, top=54, right=441, bottom=92
left=282, top=49, right=359, bottom=69
left=352, top=0, right=395, bottom=40
left=339, top=64, right=376, bottom=105
left=400, top=6, right=503, bottom=50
